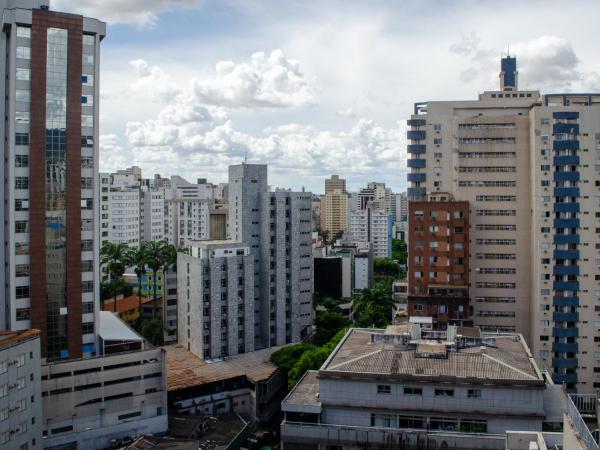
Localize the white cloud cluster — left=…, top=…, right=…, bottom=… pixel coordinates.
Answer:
left=190, top=50, right=318, bottom=108
left=53, top=0, right=202, bottom=27
left=450, top=33, right=598, bottom=91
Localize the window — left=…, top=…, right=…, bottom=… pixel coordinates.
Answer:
left=15, top=155, right=29, bottom=167
left=15, top=264, right=29, bottom=277
left=430, top=417, right=458, bottom=431
left=377, top=384, right=391, bottom=394
left=15, top=132, right=29, bottom=145
left=81, top=95, right=94, bottom=106
left=16, top=286, right=29, bottom=299
left=81, top=135, right=94, bottom=147
left=82, top=74, right=94, bottom=86
left=16, top=68, right=30, bottom=81
left=16, top=89, right=30, bottom=102
left=83, top=54, right=94, bottom=65
left=82, top=323, right=94, bottom=334
left=15, top=199, right=29, bottom=211
left=15, top=177, right=29, bottom=189
left=118, top=411, right=141, bottom=421
left=399, top=415, right=424, bottom=429
left=404, top=387, right=422, bottom=395
left=81, top=115, right=94, bottom=127
left=16, top=46, right=30, bottom=59
left=16, top=26, right=31, bottom=38
left=16, top=308, right=30, bottom=321
left=15, top=221, right=29, bottom=233
left=371, top=413, right=395, bottom=428
left=460, top=419, right=487, bottom=433
left=467, top=389, right=481, bottom=398
left=435, top=388, right=454, bottom=397
left=82, top=34, right=95, bottom=45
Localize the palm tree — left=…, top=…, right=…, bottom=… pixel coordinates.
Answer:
left=144, top=240, right=169, bottom=320
left=100, top=241, right=129, bottom=312
left=125, top=244, right=148, bottom=322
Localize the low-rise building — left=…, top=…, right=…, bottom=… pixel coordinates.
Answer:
left=102, top=294, right=152, bottom=324
left=0, top=330, right=42, bottom=450
left=166, top=344, right=286, bottom=423
left=41, top=312, right=168, bottom=449
left=281, top=324, right=571, bottom=450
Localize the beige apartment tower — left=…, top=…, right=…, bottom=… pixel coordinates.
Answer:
left=407, top=55, right=600, bottom=393
left=320, top=175, right=349, bottom=236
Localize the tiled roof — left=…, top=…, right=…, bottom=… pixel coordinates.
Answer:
left=102, top=295, right=152, bottom=314
left=322, top=328, right=542, bottom=384
left=0, top=329, right=41, bottom=349
left=165, top=344, right=284, bottom=391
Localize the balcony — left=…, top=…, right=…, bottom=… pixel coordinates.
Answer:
left=553, top=155, right=579, bottom=165
left=552, top=358, right=578, bottom=369
left=554, top=171, right=579, bottom=182
left=407, top=173, right=426, bottom=182
left=407, top=187, right=426, bottom=200
left=554, top=203, right=579, bottom=213
left=552, top=372, right=577, bottom=384
left=552, top=296, right=579, bottom=307
left=553, top=234, right=579, bottom=245
left=407, top=130, right=426, bottom=140
left=553, top=281, right=579, bottom=292
left=552, top=342, right=578, bottom=353
left=552, top=312, right=579, bottom=323
left=553, top=111, right=579, bottom=120
left=553, top=249, right=579, bottom=260
left=553, top=265, right=579, bottom=276
left=407, top=118, right=426, bottom=126
left=553, top=123, right=579, bottom=135
left=553, top=327, right=578, bottom=337
left=407, top=158, right=426, bottom=169
left=553, top=218, right=579, bottom=229
left=407, top=144, right=426, bottom=154
left=554, top=187, right=580, bottom=198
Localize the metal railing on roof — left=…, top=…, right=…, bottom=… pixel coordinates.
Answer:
left=567, top=393, right=599, bottom=450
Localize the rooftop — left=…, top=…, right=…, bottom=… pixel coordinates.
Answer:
left=0, top=329, right=40, bottom=350
left=102, top=295, right=152, bottom=314
left=98, top=311, right=143, bottom=343
left=165, top=344, right=283, bottom=391
left=125, top=435, right=198, bottom=450
left=321, top=327, right=543, bottom=385
left=283, top=370, right=320, bottom=408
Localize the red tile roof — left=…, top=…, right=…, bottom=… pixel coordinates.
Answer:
left=103, top=295, right=152, bottom=314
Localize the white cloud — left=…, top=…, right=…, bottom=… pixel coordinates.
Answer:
left=337, top=108, right=356, bottom=118
left=128, top=59, right=179, bottom=103
left=190, top=50, right=318, bottom=109
left=52, top=0, right=202, bottom=27
left=449, top=33, right=599, bottom=92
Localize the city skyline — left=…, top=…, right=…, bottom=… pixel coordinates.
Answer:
left=51, top=0, right=600, bottom=193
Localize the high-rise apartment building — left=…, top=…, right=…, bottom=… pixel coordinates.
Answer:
left=349, top=206, right=392, bottom=258
left=0, top=0, right=105, bottom=360
left=320, top=190, right=348, bottom=236
left=324, top=174, right=346, bottom=194
left=407, top=55, right=600, bottom=393
left=229, top=165, right=313, bottom=348
left=178, top=241, right=255, bottom=359
left=408, top=193, right=471, bottom=328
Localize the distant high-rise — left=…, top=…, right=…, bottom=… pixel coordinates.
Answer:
left=407, top=54, right=600, bottom=393
left=324, top=174, right=346, bottom=195
left=0, top=0, right=105, bottom=360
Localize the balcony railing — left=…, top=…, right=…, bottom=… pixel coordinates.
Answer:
left=567, top=394, right=600, bottom=450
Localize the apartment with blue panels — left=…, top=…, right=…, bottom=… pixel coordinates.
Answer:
left=406, top=55, right=600, bottom=393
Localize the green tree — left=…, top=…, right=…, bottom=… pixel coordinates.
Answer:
left=271, top=343, right=317, bottom=372
left=100, top=241, right=129, bottom=312
left=391, top=239, right=407, bottom=266
left=286, top=327, right=349, bottom=389
left=352, top=282, right=395, bottom=328
left=125, top=245, right=148, bottom=321
left=144, top=240, right=169, bottom=320
left=313, top=311, right=350, bottom=346
left=139, top=319, right=164, bottom=346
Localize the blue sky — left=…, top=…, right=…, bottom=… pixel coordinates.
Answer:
left=54, top=0, right=600, bottom=194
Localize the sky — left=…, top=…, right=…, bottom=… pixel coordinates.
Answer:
left=53, top=0, right=600, bottom=194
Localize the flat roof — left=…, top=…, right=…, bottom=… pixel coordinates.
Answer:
left=321, top=328, right=543, bottom=385
left=102, top=295, right=152, bottom=314
left=282, top=370, right=320, bottom=408
left=98, top=311, right=143, bottom=342
left=165, top=344, right=284, bottom=391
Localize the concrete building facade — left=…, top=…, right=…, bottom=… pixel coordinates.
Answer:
left=0, top=329, right=42, bottom=449
left=0, top=0, right=105, bottom=360
left=408, top=194, right=472, bottom=328
left=178, top=241, right=255, bottom=360
left=406, top=55, right=600, bottom=393
left=349, top=207, right=392, bottom=259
